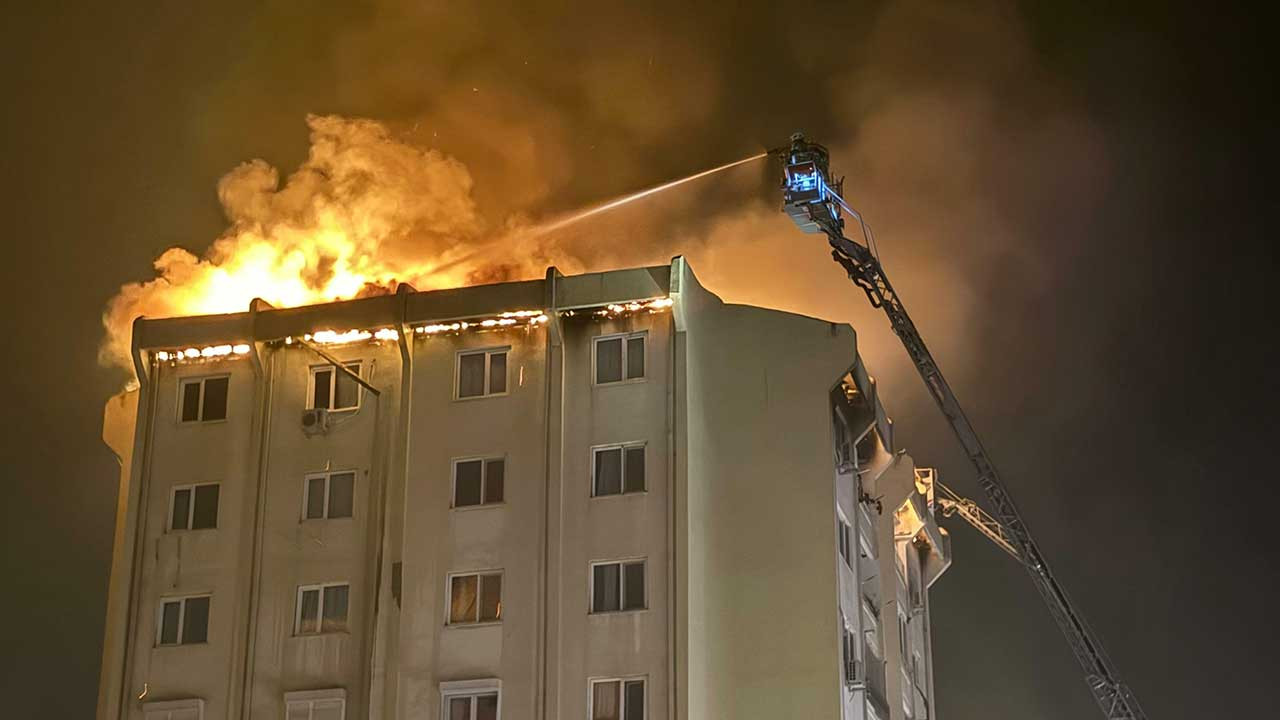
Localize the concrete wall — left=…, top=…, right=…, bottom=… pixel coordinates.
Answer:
left=556, top=309, right=672, bottom=720
left=99, top=260, right=948, bottom=720
left=672, top=259, right=857, bottom=720
left=398, top=323, right=550, bottom=718
left=114, top=356, right=258, bottom=718
left=245, top=340, right=404, bottom=717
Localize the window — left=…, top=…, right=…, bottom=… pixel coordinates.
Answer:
left=296, top=583, right=349, bottom=634
left=304, top=471, right=355, bottom=520
left=898, top=612, right=909, bottom=661
left=284, top=689, right=346, bottom=720
left=170, top=483, right=219, bottom=531
left=591, top=560, right=645, bottom=613
left=441, top=681, right=501, bottom=720
left=179, top=376, right=229, bottom=422
left=856, top=427, right=879, bottom=468
left=590, top=677, right=645, bottom=720
left=592, top=444, right=645, bottom=496
left=456, top=347, right=508, bottom=399
left=837, top=513, right=852, bottom=569
left=448, top=571, right=502, bottom=624
left=842, top=620, right=857, bottom=685
left=594, top=332, right=646, bottom=384
left=157, top=594, right=210, bottom=646
left=453, top=458, right=505, bottom=507
left=310, top=362, right=362, bottom=411
left=143, top=699, right=204, bottom=720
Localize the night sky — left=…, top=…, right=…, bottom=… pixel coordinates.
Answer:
left=1, top=1, right=1272, bottom=717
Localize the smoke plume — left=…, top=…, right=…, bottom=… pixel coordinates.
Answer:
left=101, top=115, right=493, bottom=368
left=101, top=0, right=1109, bottom=399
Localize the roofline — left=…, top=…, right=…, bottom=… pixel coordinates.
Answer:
left=130, top=262, right=674, bottom=354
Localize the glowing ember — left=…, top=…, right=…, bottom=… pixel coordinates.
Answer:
left=593, top=296, right=675, bottom=317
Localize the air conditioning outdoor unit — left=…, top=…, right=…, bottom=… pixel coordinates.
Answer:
left=301, top=408, right=331, bottom=436
left=845, top=659, right=864, bottom=688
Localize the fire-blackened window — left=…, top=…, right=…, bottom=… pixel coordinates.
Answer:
left=591, top=444, right=645, bottom=496
left=310, top=362, right=362, bottom=411
left=456, top=347, right=509, bottom=399
left=157, top=594, right=210, bottom=646
left=453, top=458, right=505, bottom=507
left=170, top=483, right=220, bottom=531
left=594, top=332, right=646, bottom=384
left=178, top=376, right=228, bottom=422
left=591, top=559, right=645, bottom=613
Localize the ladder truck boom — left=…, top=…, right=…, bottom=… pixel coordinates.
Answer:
left=935, top=481, right=1021, bottom=561
left=772, top=133, right=1147, bottom=720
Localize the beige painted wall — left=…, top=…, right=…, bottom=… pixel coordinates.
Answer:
left=99, top=260, right=947, bottom=720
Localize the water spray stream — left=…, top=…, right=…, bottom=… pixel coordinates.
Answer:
left=528, top=151, right=768, bottom=236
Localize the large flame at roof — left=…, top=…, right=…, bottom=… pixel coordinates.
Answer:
left=100, top=115, right=564, bottom=370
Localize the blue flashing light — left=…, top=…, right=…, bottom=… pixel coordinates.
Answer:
left=789, top=170, right=820, bottom=192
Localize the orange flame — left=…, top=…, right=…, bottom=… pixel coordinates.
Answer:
left=100, top=115, right=543, bottom=370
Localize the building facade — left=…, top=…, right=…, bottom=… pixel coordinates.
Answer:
left=98, top=258, right=951, bottom=720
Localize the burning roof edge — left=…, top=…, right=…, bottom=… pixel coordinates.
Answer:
left=131, top=263, right=673, bottom=353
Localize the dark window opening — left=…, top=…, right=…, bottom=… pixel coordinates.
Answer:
left=594, top=333, right=646, bottom=384
left=170, top=483, right=219, bottom=531
left=592, top=560, right=645, bottom=613
left=457, top=349, right=508, bottom=399
left=593, top=445, right=645, bottom=497
left=179, top=376, right=229, bottom=422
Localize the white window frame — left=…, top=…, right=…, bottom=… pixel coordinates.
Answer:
left=445, top=569, right=504, bottom=626
left=454, top=346, right=510, bottom=400
left=836, top=509, right=853, bottom=569
left=302, top=470, right=356, bottom=520
left=142, top=698, right=205, bottom=720
left=307, top=361, right=363, bottom=411
left=588, top=675, right=647, bottom=720
left=592, top=331, right=647, bottom=385
left=177, top=374, right=230, bottom=423
left=450, top=456, right=506, bottom=508
left=590, top=442, right=646, bottom=497
left=440, top=679, right=502, bottom=720
left=156, top=593, right=210, bottom=647
left=284, top=688, right=346, bottom=720
left=167, top=482, right=220, bottom=531
left=295, top=582, right=350, bottom=635
left=589, top=557, right=647, bottom=614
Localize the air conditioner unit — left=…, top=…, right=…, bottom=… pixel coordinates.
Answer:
left=301, top=408, right=331, bottom=436
left=845, top=659, right=864, bottom=688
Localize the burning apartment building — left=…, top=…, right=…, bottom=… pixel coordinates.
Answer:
left=97, top=257, right=951, bottom=720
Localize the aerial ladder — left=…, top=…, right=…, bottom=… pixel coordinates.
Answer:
left=772, top=134, right=1148, bottom=720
